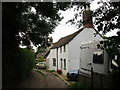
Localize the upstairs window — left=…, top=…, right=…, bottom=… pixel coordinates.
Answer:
left=93, top=51, right=103, bottom=64
left=64, top=45, right=66, bottom=52
left=60, top=46, right=62, bottom=53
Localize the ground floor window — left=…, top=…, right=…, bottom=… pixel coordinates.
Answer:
left=64, top=59, right=66, bottom=70
left=53, top=58, right=56, bottom=66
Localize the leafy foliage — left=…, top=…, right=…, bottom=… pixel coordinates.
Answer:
left=93, top=1, right=120, bottom=68
left=93, top=1, right=120, bottom=35
left=3, top=48, right=35, bottom=88
left=18, top=48, right=35, bottom=79
left=69, top=82, right=88, bottom=89
left=38, top=56, right=45, bottom=62
left=3, top=2, right=71, bottom=48
left=66, top=2, right=86, bottom=28
left=2, top=2, right=71, bottom=88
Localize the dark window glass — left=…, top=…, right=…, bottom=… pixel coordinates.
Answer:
left=60, top=47, right=62, bottom=53
left=64, top=59, right=66, bottom=69
left=53, top=58, right=56, bottom=66
left=64, top=45, right=66, bottom=52
left=93, top=52, right=103, bottom=64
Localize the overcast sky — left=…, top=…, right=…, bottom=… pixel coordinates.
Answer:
left=49, top=0, right=118, bottom=43
left=32, top=0, right=118, bottom=51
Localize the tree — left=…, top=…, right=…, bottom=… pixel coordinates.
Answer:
left=2, top=2, right=71, bottom=88
left=3, top=2, right=71, bottom=48
left=93, top=1, right=120, bottom=69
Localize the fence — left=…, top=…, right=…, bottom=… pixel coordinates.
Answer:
left=78, top=69, right=112, bottom=89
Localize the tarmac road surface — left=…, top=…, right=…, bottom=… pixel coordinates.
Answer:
left=19, top=70, right=68, bottom=88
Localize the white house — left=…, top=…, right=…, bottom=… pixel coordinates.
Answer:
left=46, top=6, right=105, bottom=75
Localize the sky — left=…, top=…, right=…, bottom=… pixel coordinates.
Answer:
left=32, top=0, right=118, bottom=51
left=49, top=0, right=118, bottom=43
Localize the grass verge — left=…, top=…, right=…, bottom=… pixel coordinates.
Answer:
left=33, top=69, right=46, bottom=78
left=68, top=82, right=89, bottom=89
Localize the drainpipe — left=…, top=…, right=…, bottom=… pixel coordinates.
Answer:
left=56, top=48, right=58, bottom=70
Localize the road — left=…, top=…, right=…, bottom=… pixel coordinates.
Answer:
left=18, top=70, right=68, bottom=88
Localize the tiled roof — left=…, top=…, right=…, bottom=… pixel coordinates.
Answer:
left=51, top=28, right=85, bottom=49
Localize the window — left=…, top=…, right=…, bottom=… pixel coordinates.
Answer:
left=53, top=58, right=56, bottom=66
left=64, top=59, right=66, bottom=70
left=60, top=47, right=62, bottom=53
left=64, top=45, right=66, bottom=52
left=93, top=51, right=103, bottom=64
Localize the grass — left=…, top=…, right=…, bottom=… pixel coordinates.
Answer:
left=45, top=69, right=55, bottom=72
left=69, top=82, right=89, bottom=89
left=33, top=69, right=46, bottom=78
left=34, top=69, right=56, bottom=77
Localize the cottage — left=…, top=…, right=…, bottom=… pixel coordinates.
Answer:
left=46, top=5, right=104, bottom=75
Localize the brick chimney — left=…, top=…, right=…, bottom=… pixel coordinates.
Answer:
left=83, top=4, right=93, bottom=28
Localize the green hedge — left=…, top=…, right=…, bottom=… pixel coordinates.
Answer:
left=18, top=48, right=35, bottom=80
left=3, top=48, right=35, bottom=88
left=69, top=82, right=88, bottom=89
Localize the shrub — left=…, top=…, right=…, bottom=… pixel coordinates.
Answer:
left=109, top=69, right=120, bottom=88
left=38, top=56, right=45, bottom=62
left=57, top=69, right=62, bottom=75
left=3, top=48, right=35, bottom=88
left=49, top=70, right=55, bottom=72
left=18, top=48, right=35, bottom=79
left=46, top=70, right=55, bottom=72
left=69, top=82, right=88, bottom=89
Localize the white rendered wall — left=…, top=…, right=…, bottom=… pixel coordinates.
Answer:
left=46, top=44, right=70, bottom=75
left=46, top=49, right=57, bottom=70
left=57, top=44, right=69, bottom=75
left=68, top=28, right=103, bottom=72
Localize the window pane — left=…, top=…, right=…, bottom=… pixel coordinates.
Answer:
left=93, top=51, right=103, bottom=64
left=53, top=58, right=56, bottom=66
left=64, top=45, right=66, bottom=52
left=60, top=47, right=62, bottom=53
left=64, top=59, right=66, bottom=69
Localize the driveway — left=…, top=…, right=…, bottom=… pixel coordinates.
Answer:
left=19, top=70, right=68, bottom=88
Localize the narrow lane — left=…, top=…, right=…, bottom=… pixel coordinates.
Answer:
left=19, top=70, right=68, bottom=88
left=40, top=70, right=68, bottom=88
left=18, top=71, right=46, bottom=88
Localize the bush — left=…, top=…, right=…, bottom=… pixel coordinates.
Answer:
left=69, top=82, right=88, bottom=89
left=110, top=69, right=120, bottom=88
left=46, top=70, right=55, bottom=72
left=38, top=56, right=45, bottom=62
left=57, top=69, right=62, bottom=75
left=3, top=48, right=35, bottom=88
left=18, top=48, right=35, bottom=79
